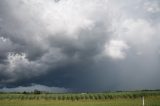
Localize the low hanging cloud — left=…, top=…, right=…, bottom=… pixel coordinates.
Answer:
left=0, top=0, right=160, bottom=92
left=0, top=84, right=68, bottom=93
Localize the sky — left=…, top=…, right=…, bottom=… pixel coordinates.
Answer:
left=0, top=0, right=160, bottom=92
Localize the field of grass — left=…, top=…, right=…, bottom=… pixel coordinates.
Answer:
left=0, top=91, right=160, bottom=106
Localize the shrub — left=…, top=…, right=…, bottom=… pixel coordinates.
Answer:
left=34, top=89, right=41, bottom=94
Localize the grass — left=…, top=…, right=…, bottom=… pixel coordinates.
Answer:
left=0, top=97, right=160, bottom=106
left=0, top=91, right=160, bottom=106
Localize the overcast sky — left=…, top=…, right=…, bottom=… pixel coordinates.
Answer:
left=0, top=0, right=160, bottom=92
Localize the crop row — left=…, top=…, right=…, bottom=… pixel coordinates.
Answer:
left=0, top=91, right=160, bottom=100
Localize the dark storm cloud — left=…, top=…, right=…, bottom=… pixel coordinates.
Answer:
left=0, top=0, right=160, bottom=91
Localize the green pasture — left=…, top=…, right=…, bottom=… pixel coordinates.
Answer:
left=0, top=91, right=160, bottom=106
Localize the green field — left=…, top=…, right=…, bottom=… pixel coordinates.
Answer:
left=0, top=91, right=160, bottom=106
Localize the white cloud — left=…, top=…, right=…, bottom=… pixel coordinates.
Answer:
left=7, top=52, right=29, bottom=72
left=4, top=52, right=45, bottom=82
left=6, top=0, right=109, bottom=39
left=104, top=40, right=129, bottom=59
left=144, top=1, right=160, bottom=13
left=120, top=19, right=155, bottom=45
left=0, top=36, right=7, bottom=42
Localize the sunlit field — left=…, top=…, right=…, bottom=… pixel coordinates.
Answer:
left=0, top=91, right=160, bottom=106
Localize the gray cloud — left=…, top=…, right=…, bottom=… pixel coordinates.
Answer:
left=0, top=0, right=160, bottom=92
left=0, top=84, right=68, bottom=93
